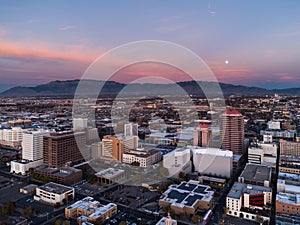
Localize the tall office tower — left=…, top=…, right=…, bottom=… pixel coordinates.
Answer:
left=124, top=123, right=138, bottom=137
left=43, top=131, right=86, bottom=168
left=22, top=130, right=49, bottom=161
left=193, top=123, right=211, bottom=147
left=121, top=135, right=138, bottom=152
left=101, top=135, right=123, bottom=162
left=220, top=107, right=244, bottom=155
left=73, top=118, right=88, bottom=131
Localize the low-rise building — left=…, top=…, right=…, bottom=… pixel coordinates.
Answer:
left=260, top=130, right=296, bottom=141
left=278, top=172, right=300, bottom=186
left=159, top=180, right=214, bottom=216
left=238, top=163, right=272, bottom=187
left=198, top=176, right=226, bottom=188
left=20, top=184, right=38, bottom=194
left=276, top=192, right=300, bottom=215
left=248, top=142, right=277, bottom=167
left=95, top=168, right=125, bottom=185
left=10, top=159, right=43, bottom=175
left=191, top=147, right=233, bottom=178
left=280, top=140, right=300, bottom=157
left=156, top=215, right=177, bottom=225
left=34, top=182, right=74, bottom=205
left=163, top=148, right=191, bottom=178
left=277, top=179, right=300, bottom=194
left=267, top=121, right=281, bottom=130
left=33, top=166, right=82, bottom=185
left=279, top=164, right=300, bottom=175
left=65, top=197, right=117, bottom=224
left=226, top=182, right=272, bottom=223
left=122, top=149, right=161, bottom=167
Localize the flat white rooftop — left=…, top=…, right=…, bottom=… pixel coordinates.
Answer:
left=95, top=168, right=124, bottom=179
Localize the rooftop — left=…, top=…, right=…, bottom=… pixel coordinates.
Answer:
left=190, top=146, right=233, bottom=158
left=156, top=216, right=177, bottom=225
left=21, top=184, right=38, bottom=191
left=227, top=182, right=272, bottom=199
left=239, top=163, right=271, bottom=182
left=95, top=168, right=124, bottom=179
left=38, top=182, right=74, bottom=194
left=224, top=107, right=242, bottom=116
left=123, top=149, right=160, bottom=158
left=161, top=180, right=214, bottom=208
left=67, top=197, right=117, bottom=219
left=276, top=192, right=300, bottom=206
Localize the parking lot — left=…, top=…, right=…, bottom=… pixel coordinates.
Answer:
left=72, top=180, right=103, bottom=196
left=0, top=179, right=25, bottom=205
left=107, top=186, right=160, bottom=209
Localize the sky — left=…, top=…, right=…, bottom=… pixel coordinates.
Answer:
left=0, top=0, right=300, bottom=90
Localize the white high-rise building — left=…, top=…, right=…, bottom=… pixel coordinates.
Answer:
left=120, top=135, right=138, bottom=152
left=0, top=127, right=24, bottom=147
left=73, top=118, right=88, bottom=131
left=124, top=123, right=138, bottom=137
left=22, top=130, right=49, bottom=161
left=4, top=127, right=24, bottom=142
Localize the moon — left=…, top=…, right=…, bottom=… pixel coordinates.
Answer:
left=225, top=60, right=229, bottom=64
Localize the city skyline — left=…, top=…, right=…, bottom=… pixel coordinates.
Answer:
left=0, top=1, right=300, bottom=90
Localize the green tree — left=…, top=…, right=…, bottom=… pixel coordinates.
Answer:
left=170, top=209, right=175, bottom=217
left=1, top=202, right=15, bottom=216
left=178, top=171, right=185, bottom=179
left=55, top=219, right=62, bottom=225
left=256, top=215, right=264, bottom=225
left=131, top=161, right=140, bottom=167
left=21, top=206, right=35, bottom=218
left=192, top=215, right=202, bottom=224
left=139, top=220, right=146, bottom=225
left=179, top=212, right=185, bottom=219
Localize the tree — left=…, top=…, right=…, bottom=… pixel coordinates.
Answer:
left=21, top=206, right=35, bottom=218
left=178, top=171, right=186, bottom=181
left=131, top=161, right=140, bottom=167
left=55, top=219, right=62, bottom=225
left=162, top=206, right=170, bottom=213
left=222, top=206, right=229, bottom=218
left=1, top=202, right=15, bottom=216
left=179, top=212, right=185, bottom=219
left=256, top=215, right=264, bottom=225
left=192, top=215, right=202, bottom=224
left=170, top=209, right=175, bottom=217
left=139, top=220, right=146, bottom=225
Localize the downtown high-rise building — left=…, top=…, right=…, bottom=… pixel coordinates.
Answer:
left=43, top=131, right=86, bottom=168
left=22, top=130, right=49, bottom=161
left=124, top=123, right=138, bottom=137
left=220, top=107, right=244, bottom=155
left=193, top=123, right=211, bottom=147
left=73, top=118, right=88, bottom=131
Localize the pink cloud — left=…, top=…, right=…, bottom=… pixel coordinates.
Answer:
left=0, top=39, right=98, bottom=64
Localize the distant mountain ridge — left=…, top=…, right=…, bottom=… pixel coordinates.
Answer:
left=0, top=79, right=299, bottom=97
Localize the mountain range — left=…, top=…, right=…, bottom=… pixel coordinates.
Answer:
left=0, top=79, right=299, bottom=97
